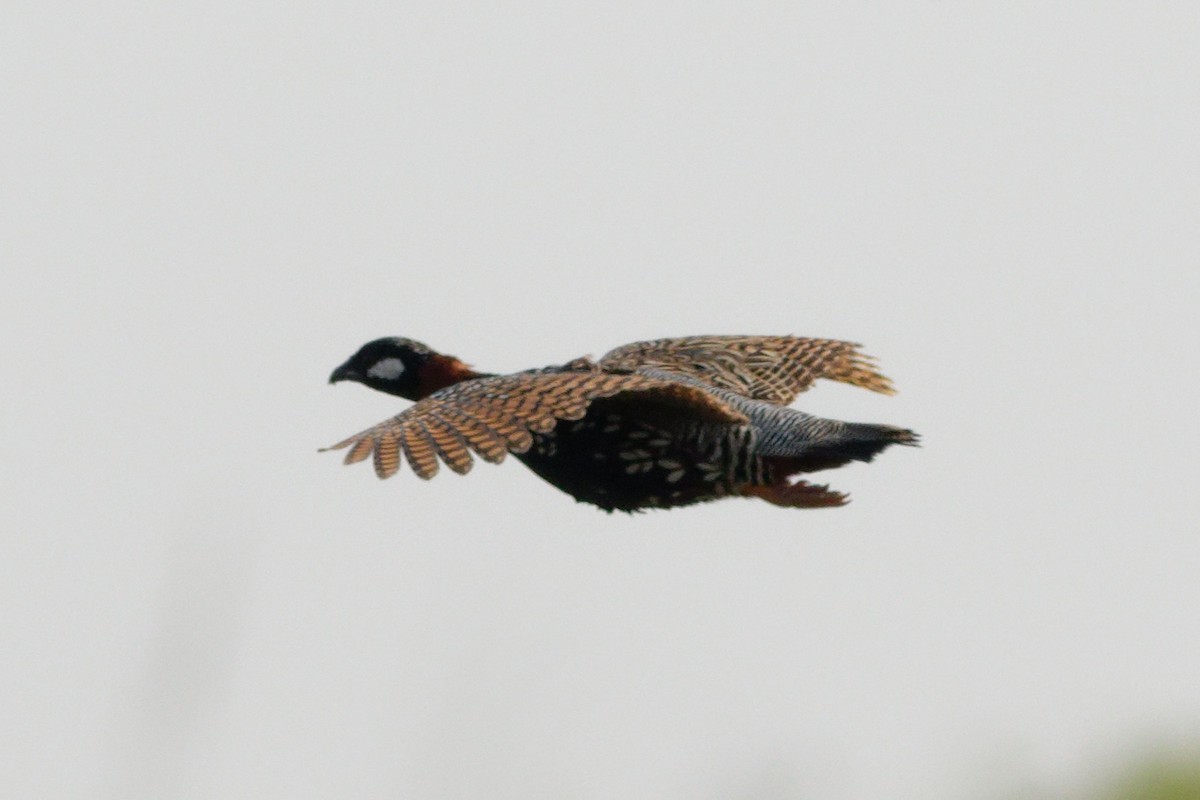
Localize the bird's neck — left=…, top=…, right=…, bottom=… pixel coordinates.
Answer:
left=415, top=354, right=488, bottom=399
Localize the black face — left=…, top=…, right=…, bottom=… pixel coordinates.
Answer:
left=328, top=337, right=434, bottom=399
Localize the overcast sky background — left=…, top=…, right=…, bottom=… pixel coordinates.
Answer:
left=3, top=3, right=1198, bottom=799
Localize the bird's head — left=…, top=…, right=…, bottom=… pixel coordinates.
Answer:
left=329, top=337, right=480, bottom=400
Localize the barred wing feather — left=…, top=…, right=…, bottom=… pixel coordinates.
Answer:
left=599, top=335, right=896, bottom=405
left=321, top=370, right=747, bottom=479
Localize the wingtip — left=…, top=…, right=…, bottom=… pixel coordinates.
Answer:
left=840, top=348, right=899, bottom=395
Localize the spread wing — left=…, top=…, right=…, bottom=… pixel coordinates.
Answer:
left=322, top=370, right=747, bottom=480
left=598, top=335, right=896, bottom=405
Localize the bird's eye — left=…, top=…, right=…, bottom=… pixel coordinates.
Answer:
left=367, top=357, right=406, bottom=380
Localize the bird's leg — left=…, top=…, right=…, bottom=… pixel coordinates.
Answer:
left=741, top=480, right=849, bottom=508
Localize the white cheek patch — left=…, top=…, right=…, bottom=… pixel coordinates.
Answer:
left=367, top=357, right=406, bottom=381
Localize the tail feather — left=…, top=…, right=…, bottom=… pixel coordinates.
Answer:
left=834, top=422, right=919, bottom=458
left=770, top=423, right=919, bottom=474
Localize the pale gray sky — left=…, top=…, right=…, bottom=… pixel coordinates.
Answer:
left=3, top=3, right=1198, bottom=799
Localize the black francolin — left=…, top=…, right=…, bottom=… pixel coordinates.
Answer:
left=325, top=335, right=918, bottom=512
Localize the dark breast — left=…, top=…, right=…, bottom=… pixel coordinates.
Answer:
left=515, top=395, right=766, bottom=512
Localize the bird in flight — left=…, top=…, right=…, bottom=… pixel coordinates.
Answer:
left=324, top=335, right=918, bottom=512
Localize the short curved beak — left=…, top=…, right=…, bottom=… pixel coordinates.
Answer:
left=329, top=361, right=357, bottom=384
